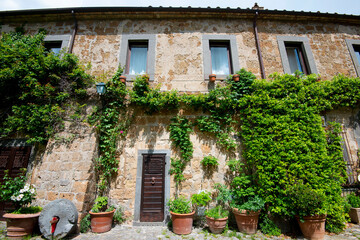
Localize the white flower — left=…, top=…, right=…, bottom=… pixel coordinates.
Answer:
left=10, top=195, right=16, bottom=201
left=16, top=194, right=24, bottom=201
left=23, top=184, right=30, bottom=191
left=30, top=188, right=35, bottom=194
left=19, top=189, right=25, bottom=193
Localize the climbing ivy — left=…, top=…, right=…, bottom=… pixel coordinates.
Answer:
left=0, top=30, right=92, bottom=144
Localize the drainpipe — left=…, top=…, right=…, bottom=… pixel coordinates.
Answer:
left=68, top=10, right=78, bottom=53
left=253, top=11, right=266, bottom=79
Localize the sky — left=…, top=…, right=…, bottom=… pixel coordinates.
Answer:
left=1, top=0, right=360, bottom=15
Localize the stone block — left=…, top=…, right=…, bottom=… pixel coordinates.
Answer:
left=72, top=181, right=89, bottom=193
left=47, top=191, right=59, bottom=201
left=60, top=192, right=75, bottom=201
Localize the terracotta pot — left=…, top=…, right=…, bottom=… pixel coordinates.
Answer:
left=233, top=74, right=240, bottom=82
left=296, top=215, right=326, bottom=240
left=349, top=208, right=360, bottom=223
left=119, top=75, right=127, bottom=83
left=89, top=209, right=115, bottom=233
left=206, top=216, right=228, bottom=234
left=233, top=208, right=260, bottom=234
left=3, top=212, right=41, bottom=239
left=209, top=74, right=216, bottom=82
left=170, top=211, right=195, bottom=235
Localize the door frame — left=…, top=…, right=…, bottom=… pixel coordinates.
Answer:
left=133, top=149, right=170, bottom=226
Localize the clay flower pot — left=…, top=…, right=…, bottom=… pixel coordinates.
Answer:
left=233, top=208, right=260, bottom=234
left=349, top=207, right=360, bottom=223
left=119, top=75, right=127, bottom=84
left=232, top=74, right=240, bottom=82
left=296, top=215, right=326, bottom=240
left=209, top=74, right=216, bottom=82
left=206, top=216, right=228, bottom=234
left=3, top=212, right=41, bottom=238
left=89, top=209, right=115, bottom=233
left=170, top=211, right=195, bottom=235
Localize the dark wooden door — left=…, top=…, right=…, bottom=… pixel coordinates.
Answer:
left=140, top=154, right=165, bottom=222
left=0, top=146, right=31, bottom=218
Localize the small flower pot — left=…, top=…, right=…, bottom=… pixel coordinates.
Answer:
left=89, top=209, right=115, bottom=233
left=119, top=75, right=126, bottom=83
left=349, top=207, right=360, bottom=223
left=206, top=216, right=228, bottom=234
left=170, top=211, right=195, bottom=235
left=233, top=208, right=260, bottom=234
left=209, top=74, right=216, bottom=82
left=3, top=212, right=41, bottom=238
left=296, top=215, right=326, bottom=240
left=232, top=74, right=240, bottom=82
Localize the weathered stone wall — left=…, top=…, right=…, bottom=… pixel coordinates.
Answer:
left=31, top=121, right=97, bottom=219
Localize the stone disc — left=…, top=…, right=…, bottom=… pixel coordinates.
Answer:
left=39, top=199, right=78, bottom=239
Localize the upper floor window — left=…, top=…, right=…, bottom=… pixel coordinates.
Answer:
left=127, top=41, right=148, bottom=75
left=345, top=39, right=360, bottom=77
left=44, top=35, right=71, bottom=54
left=119, top=34, right=156, bottom=81
left=202, top=35, right=239, bottom=80
left=210, top=41, right=232, bottom=75
left=277, top=36, right=317, bottom=75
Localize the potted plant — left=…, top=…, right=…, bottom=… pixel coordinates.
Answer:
left=232, top=74, right=240, bottom=82
left=209, top=74, right=216, bottom=82
left=89, top=196, right=116, bottom=233
left=288, top=184, right=327, bottom=240
left=205, top=184, right=231, bottom=234
left=0, top=169, right=42, bottom=239
left=119, top=75, right=127, bottom=83
left=168, top=196, right=195, bottom=235
left=226, top=159, right=265, bottom=235
left=347, top=193, right=360, bottom=223
left=191, top=191, right=211, bottom=226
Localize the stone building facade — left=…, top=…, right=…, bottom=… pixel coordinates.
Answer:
left=1, top=6, right=360, bottom=224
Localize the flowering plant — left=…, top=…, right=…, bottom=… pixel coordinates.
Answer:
left=0, top=168, right=37, bottom=211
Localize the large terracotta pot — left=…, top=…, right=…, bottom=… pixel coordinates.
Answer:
left=170, top=211, right=195, bottom=235
left=349, top=208, right=360, bottom=224
left=89, top=209, right=115, bottom=233
left=206, top=216, right=228, bottom=234
left=233, top=208, right=260, bottom=234
left=296, top=215, right=326, bottom=240
left=3, top=212, right=41, bottom=239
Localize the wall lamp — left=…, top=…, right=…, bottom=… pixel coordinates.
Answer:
left=96, top=82, right=106, bottom=95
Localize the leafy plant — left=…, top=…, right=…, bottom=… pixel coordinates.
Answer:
left=205, top=205, right=229, bottom=219
left=0, top=169, right=38, bottom=211
left=201, top=156, right=219, bottom=168
left=347, top=193, right=360, bottom=208
left=168, top=196, right=192, bottom=214
left=191, top=191, right=212, bottom=207
left=259, top=215, right=281, bottom=236
left=80, top=213, right=91, bottom=233
left=113, top=207, right=126, bottom=223
left=91, top=196, right=115, bottom=213
left=287, top=184, right=327, bottom=219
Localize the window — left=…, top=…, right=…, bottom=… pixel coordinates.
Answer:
left=203, top=35, right=239, bottom=80
left=44, top=35, right=71, bottom=54
left=345, top=39, right=360, bottom=77
left=119, top=34, right=156, bottom=81
left=127, top=42, right=148, bottom=75
left=44, top=41, right=62, bottom=54
left=277, top=36, right=317, bottom=75
left=210, top=41, right=232, bottom=75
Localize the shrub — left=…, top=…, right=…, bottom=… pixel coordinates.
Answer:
left=191, top=191, right=212, bottom=207
left=168, top=196, right=192, bottom=214
left=259, top=215, right=281, bottom=236
left=347, top=193, right=360, bottom=208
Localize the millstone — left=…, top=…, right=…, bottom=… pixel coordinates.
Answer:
left=39, top=199, right=78, bottom=239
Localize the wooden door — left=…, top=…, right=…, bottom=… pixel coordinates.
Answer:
left=0, top=146, right=31, bottom=217
left=140, top=154, right=165, bottom=222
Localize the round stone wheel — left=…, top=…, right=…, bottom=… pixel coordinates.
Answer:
left=39, top=199, right=78, bottom=239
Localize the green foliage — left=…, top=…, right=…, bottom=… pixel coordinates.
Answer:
left=168, top=196, right=192, bottom=214
left=259, top=215, right=281, bottom=236
left=213, top=184, right=232, bottom=208
left=80, top=213, right=91, bottom=233
left=201, top=156, right=219, bottom=168
left=113, top=207, right=126, bottom=224
left=191, top=191, right=212, bottom=207
left=11, top=206, right=42, bottom=214
left=205, top=205, right=229, bottom=219
left=0, top=169, right=37, bottom=209
left=169, top=116, right=193, bottom=184
left=287, top=184, right=327, bottom=219
left=347, top=193, right=360, bottom=208
left=226, top=68, right=256, bottom=102
left=0, top=30, right=92, bottom=144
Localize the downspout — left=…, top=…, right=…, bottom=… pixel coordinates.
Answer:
left=253, top=11, right=266, bottom=79
left=68, top=10, right=78, bottom=53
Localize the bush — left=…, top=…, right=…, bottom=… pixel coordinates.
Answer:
left=168, top=196, right=192, bottom=214
left=347, top=193, right=360, bottom=208
left=80, top=213, right=91, bottom=233
left=191, top=191, right=211, bottom=207
left=259, top=215, right=281, bottom=236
